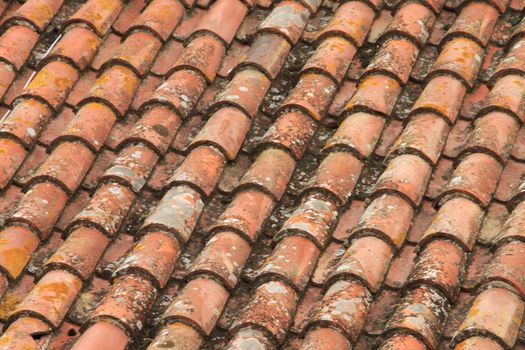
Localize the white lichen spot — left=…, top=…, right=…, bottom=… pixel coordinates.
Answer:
left=263, top=281, right=287, bottom=294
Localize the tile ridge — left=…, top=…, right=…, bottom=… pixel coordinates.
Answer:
left=1, top=0, right=258, bottom=347
left=0, top=0, right=197, bottom=345
left=299, top=0, right=508, bottom=349
left=372, top=4, right=525, bottom=350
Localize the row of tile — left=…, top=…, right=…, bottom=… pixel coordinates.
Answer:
left=0, top=1, right=227, bottom=200
left=444, top=148, right=525, bottom=348
left=372, top=3, right=525, bottom=349
left=0, top=0, right=230, bottom=183
left=0, top=0, right=131, bottom=293
left=442, top=22, right=525, bottom=347
left=139, top=0, right=440, bottom=348
left=0, top=0, right=263, bottom=347
left=138, top=0, right=516, bottom=344
left=0, top=0, right=201, bottom=347
left=0, top=0, right=73, bottom=189
left=0, top=0, right=65, bottom=102
left=0, top=0, right=130, bottom=190
left=282, top=0, right=511, bottom=349
left=33, top=0, right=368, bottom=348
left=71, top=0, right=321, bottom=348
left=226, top=0, right=448, bottom=347
left=134, top=2, right=525, bottom=348
left=0, top=0, right=517, bottom=347
left=0, top=0, right=182, bottom=270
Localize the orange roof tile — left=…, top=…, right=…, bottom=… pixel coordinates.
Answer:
left=0, top=0, right=522, bottom=348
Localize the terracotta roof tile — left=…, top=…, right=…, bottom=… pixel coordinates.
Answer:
left=444, top=2, right=499, bottom=46
left=82, top=66, right=140, bottom=117
left=437, top=152, right=503, bottom=207
left=430, top=37, right=484, bottom=88
left=260, top=110, right=316, bottom=159
left=421, top=196, right=483, bottom=250
left=324, top=111, right=384, bottom=159
left=0, top=25, right=39, bottom=71
left=303, top=37, right=356, bottom=83
left=345, top=74, right=402, bottom=117
left=123, top=105, right=181, bottom=154
left=3, top=0, right=63, bottom=33
left=90, top=274, right=157, bottom=336
left=351, top=193, right=415, bottom=249
left=408, top=239, right=466, bottom=300
left=8, top=269, right=82, bottom=329
left=126, top=0, right=185, bottom=41
left=0, top=98, right=52, bottom=149
left=332, top=236, right=393, bottom=291
left=464, top=111, right=519, bottom=164
left=103, top=32, right=162, bottom=78
left=308, top=279, right=372, bottom=342
left=9, top=181, right=68, bottom=238
left=70, top=182, right=135, bottom=237
left=276, top=193, right=338, bottom=247
left=211, top=69, right=270, bottom=119
left=0, top=0, right=523, bottom=348
left=191, top=0, right=249, bottom=45
left=258, top=1, right=309, bottom=44
left=452, top=287, right=524, bottom=348
left=386, top=286, right=450, bottom=349
left=383, top=3, right=435, bottom=47
left=413, top=77, right=465, bottom=123
left=372, top=154, right=433, bottom=207
left=384, top=244, right=417, bottom=289
left=101, top=143, right=159, bottom=193
left=112, top=0, right=146, bottom=35
left=209, top=190, right=275, bottom=242
left=30, top=141, right=95, bottom=194
left=389, top=112, right=450, bottom=164
left=480, top=75, right=525, bottom=125
left=364, top=37, right=419, bottom=84
left=64, top=0, right=123, bottom=37
left=257, top=235, right=320, bottom=291
left=278, top=73, right=337, bottom=121
left=21, top=59, right=78, bottom=109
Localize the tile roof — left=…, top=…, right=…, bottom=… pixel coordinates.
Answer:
left=0, top=0, right=522, bottom=348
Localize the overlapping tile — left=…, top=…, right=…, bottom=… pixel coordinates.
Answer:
left=220, top=0, right=447, bottom=348
left=374, top=3, right=525, bottom=350
left=297, top=0, right=517, bottom=349
left=14, top=0, right=275, bottom=347
left=141, top=0, right=381, bottom=348
left=0, top=0, right=192, bottom=346
left=0, top=0, right=522, bottom=348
